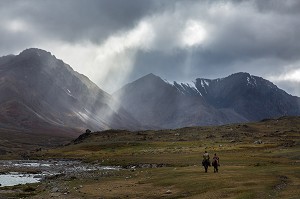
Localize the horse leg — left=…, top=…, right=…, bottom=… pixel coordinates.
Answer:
left=213, top=165, right=218, bottom=173
left=204, top=165, right=208, bottom=172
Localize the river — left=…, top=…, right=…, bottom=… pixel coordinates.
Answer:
left=0, top=160, right=119, bottom=187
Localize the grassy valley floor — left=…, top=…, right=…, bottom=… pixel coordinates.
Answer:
left=1, top=116, right=300, bottom=198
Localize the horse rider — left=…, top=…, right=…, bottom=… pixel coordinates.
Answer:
left=212, top=153, right=220, bottom=173
left=202, top=151, right=210, bottom=170
left=203, top=151, right=210, bottom=161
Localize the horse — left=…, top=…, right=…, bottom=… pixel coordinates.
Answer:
left=202, top=159, right=211, bottom=172
left=212, top=159, right=219, bottom=173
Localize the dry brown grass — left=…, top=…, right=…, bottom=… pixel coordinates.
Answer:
left=2, top=116, right=300, bottom=198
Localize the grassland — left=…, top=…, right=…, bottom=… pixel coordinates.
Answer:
left=1, top=116, right=300, bottom=198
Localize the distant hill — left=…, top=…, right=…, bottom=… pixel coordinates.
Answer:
left=114, top=73, right=300, bottom=129
left=0, top=48, right=141, bottom=138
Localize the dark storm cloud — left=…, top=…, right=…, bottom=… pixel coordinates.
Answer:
left=1, top=0, right=300, bottom=96
left=0, top=0, right=160, bottom=44
left=253, top=0, right=300, bottom=15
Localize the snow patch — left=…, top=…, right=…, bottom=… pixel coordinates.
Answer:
left=163, top=79, right=172, bottom=86
left=173, top=81, right=202, bottom=96
left=201, top=80, right=205, bottom=87
left=246, top=76, right=258, bottom=87
left=204, top=80, right=210, bottom=86
left=66, top=89, right=75, bottom=98
left=200, top=80, right=208, bottom=94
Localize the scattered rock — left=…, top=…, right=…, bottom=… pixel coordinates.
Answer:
left=166, top=190, right=172, bottom=194
left=51, top=187, right=59, bottom=192
left=50, top=193, right=61, bottom=197
left=274, top=175, right=288, bottom=191
left=33, top=175, right=43, bottom=178
left=254, top=140, right=263, bottom=144
left=45, top=173, right=65, bottom=180
left=85, top=129, right=91, bottom=134
left=73, top=130, right=92, bottom=144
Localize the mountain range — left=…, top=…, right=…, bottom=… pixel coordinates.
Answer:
left=114, top=73, right=300, bottom=129
left=1, top=48, right=299, bottom=138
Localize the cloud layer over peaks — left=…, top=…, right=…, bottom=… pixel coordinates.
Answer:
left=1, top=0, right=300, bottom=96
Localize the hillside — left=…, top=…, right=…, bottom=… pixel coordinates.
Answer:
left=0, top=49, right=141, bottom=137
left=0, top=48, right=145, bottom=157
left=39, top=116, right=300, bottom=163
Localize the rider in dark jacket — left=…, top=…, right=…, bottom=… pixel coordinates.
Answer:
left=212, top=153, right=220, bottom=173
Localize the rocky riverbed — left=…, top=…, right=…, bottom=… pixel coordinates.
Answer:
left=0, top=160, right=120, bottom=187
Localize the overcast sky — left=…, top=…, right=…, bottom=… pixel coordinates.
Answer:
left=1, top=0, right=300, bottom=96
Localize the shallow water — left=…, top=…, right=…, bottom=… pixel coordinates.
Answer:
left=0, top=173, right=41, bottom=187
left=0, top=160, right=119, bottom=187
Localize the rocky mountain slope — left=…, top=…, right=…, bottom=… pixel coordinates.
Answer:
left=194, top=72, right=300, bottom=121
left=114, top=73, right=300, bottom=129
left=0, top=48, right=141, bottom=137
left=113, top=73, right=248, bottom=129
